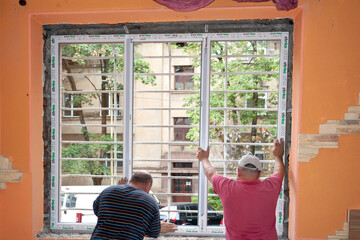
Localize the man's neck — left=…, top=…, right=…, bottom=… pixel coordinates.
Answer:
left=129, top=182, right=149, bottom=193
left=237, top=175, right=259, bottom=181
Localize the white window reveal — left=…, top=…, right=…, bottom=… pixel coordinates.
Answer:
left=50, top=32, right=289, bottom=236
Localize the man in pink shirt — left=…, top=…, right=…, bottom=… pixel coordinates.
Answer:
left=197, top=139, right=285, bottom=240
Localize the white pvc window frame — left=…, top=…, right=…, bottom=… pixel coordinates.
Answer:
left=50, top=32, right=289, bottom=236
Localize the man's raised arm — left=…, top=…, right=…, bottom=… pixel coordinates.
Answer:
left=272, top=138, right=285, bottom=178
left=197, top=147, right=217, bottom=182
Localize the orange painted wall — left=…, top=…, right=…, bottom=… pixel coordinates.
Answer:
left=0, top=0, right=359, bottom=240
left=295, top=1, right=360, bottom=239
left=297, top=135, right=360, bottom=239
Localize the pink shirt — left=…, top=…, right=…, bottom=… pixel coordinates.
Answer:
left=212, top=174, right=283, bottom=240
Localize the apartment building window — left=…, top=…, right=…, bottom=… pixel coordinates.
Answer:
left=45, top=20, right=292, bottom=237
left=174, top=66, right=194, bottom=90
left=100, top=93, right=122, bottom=117
left=174, top=117, right=191, bottom=141
left=173, top=162, right=192, bottom=168
left=62, top=93, right=80, bottom=117
left=172, top=173, right=193, bottom=202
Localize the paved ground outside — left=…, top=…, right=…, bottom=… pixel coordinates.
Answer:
left=37, top=233, right=225, bottom=239
left=38, top=233, right=289, bottom=239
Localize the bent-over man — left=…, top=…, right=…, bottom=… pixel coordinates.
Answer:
left=91, top=170, right=177, bottom=240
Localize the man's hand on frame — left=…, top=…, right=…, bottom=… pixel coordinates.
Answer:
left=160, top=220, right=178, bottom=233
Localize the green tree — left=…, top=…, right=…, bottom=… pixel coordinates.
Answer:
left=191, top=187, right=222, bottom=211
left=62, top=43, right=156, bottom=135
left=181, top=41, right=279, bottom=173
left=62, top=134, right=122, bottom=185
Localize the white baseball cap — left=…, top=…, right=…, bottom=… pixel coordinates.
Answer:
left=238, top=154, right=262, bottom=171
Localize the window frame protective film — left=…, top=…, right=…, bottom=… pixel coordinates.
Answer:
left=50, top=32, right=289, bottom=236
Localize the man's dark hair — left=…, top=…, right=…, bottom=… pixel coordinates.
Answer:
left=130, top=171, right=153, bottom=185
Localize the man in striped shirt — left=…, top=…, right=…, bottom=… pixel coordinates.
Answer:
left=91, top=171, right=177, bottom=240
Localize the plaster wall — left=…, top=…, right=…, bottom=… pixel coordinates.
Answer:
left=0, top=0, right=359, bottom=239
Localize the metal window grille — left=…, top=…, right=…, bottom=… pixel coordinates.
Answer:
left=50, top=32, right=289, bottom=236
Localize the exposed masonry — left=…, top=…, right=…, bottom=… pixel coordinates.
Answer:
left=298, top=93, right=360, bottom=162
left=0, top=155, right=23, bottom=190
left=328, top=222, right=349, bottom=240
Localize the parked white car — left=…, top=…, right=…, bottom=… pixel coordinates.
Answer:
left=60, top=186, right=163, bottom=223
left=60, top=186, right=107, bottom=223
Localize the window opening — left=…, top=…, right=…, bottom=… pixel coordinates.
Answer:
left=174, top=117, right=192, bottom=141
left=100, top=93, right=122, bottom=117
left=48, top=27, right=291, bottom=237
left=173, top=162, right=193, bottom=168
left=62, top=93, right=80, bottom=117
left=174, top=66, right=194, bottom=90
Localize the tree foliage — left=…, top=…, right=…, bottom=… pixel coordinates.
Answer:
left=62, top=134, right=122, bottom=175
left=61, top=43, right=156, bottom=183
left=62, top=43, right=156, bottom=89
left=191, top=187, right=223, bottom=211
left=181, top=40, right=280, bottom=170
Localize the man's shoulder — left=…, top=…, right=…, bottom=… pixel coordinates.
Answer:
left=213, top=174, right=233, bottom=180
left=102, top=184, right=128, bottom=192
left=263, top=173, right=283, bottom=182
left=104, top=186, right=158, bottom=208
left=132, top=189, right=159, bottom=208
left=212, top=174, right=234, bottom=184
left=102, top=185, right=142, bottom=197
left=260, top=173, right=283, bottom=191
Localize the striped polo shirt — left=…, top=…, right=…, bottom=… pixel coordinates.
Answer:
left=91, top=185, right=161, bottom=240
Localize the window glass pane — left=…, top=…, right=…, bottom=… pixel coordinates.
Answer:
left=175, top=81, right=184, bottom=90
left=133, top=41, right=201, bottom=226
left=208, top=40, right=282, bottom=215
left=184, top=81, right=194, bottom=90
left=59, top=43, right=124, bottom=223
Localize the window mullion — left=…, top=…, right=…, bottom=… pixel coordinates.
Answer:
left=223, top=41, right=228, bottom=177
left=124, top=37, right=134, bottom=179
left=167, top=42, right=172, bottom=209
left=198, top=36, right=211, bottom=231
